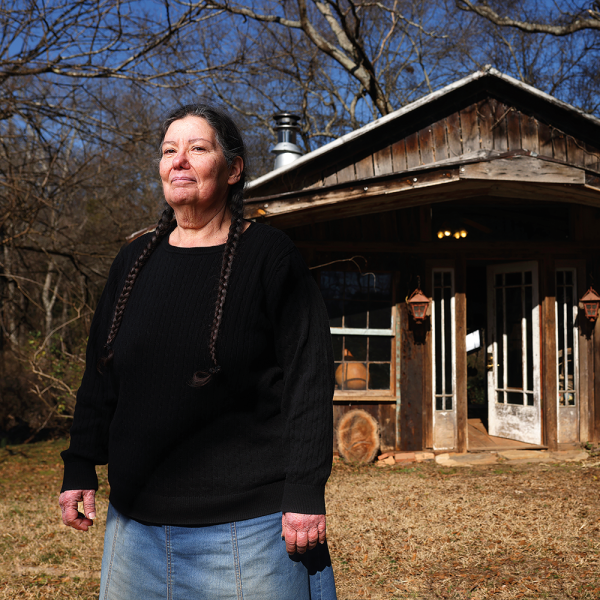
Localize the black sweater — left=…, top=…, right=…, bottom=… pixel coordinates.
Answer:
left=61, top=223, right=334, bottom=525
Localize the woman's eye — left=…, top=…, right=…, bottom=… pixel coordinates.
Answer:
left=162, top=148, right=175, bottom=155
left=192, top=145, right=205, bottom=152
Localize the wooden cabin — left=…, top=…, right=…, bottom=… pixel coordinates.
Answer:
left=244, top=68, right=600, bottom=454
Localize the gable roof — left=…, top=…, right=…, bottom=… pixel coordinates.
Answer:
left=246, top=67, right=600, bottom=201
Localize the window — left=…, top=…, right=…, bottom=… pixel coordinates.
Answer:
left=556, top=269, right=578, bottom=407
left=319, top=271, right=394, bottom=392
left=432, top=269, right=455, bottom=411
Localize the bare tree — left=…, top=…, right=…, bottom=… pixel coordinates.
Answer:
left=456, top=1, right=600, bottom=36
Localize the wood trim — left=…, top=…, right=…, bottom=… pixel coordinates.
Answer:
left=455, top=256, right=468, bottom=453
left=542, top=258, right=559, bottom=450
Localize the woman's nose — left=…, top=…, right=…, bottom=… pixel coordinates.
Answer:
left=172, top=151, right=190, bottom=169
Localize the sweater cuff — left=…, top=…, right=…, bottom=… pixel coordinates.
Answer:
left=280, top=482, right=326, bottom=515
left=61, top=456, right=99, bottom=493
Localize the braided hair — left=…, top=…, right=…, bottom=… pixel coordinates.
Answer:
left=99, top=104, right=247, bottom=387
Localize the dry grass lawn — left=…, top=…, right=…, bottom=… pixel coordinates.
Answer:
left=1, top=439, right=599, bottom=599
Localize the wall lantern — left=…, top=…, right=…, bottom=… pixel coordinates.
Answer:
left=407, top=287, right=430, bottom=323
left=580, top=287, right=600, bottom=322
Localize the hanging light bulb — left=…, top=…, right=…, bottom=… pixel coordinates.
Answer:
left=460, top=229, right=467, bottom=238
left=453, top=231, right=460, bottom=239
left=437, top=231, right=444, bottom=239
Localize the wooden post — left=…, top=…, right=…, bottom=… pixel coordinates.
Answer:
left=400, top=302, right=426, bottom=450
left=542, top=258, right=558, bottom=450
left=455, top=256, right=468, bottom=453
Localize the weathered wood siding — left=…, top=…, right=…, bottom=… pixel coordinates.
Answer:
left=305, top=100, right=600, bottom=190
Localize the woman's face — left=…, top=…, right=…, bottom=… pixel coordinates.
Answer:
left=160, top=116, right=242, bottom=212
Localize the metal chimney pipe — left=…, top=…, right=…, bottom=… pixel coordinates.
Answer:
left=272, top=112, right=302, bottom=170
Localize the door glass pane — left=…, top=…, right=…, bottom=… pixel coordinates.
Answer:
left=434, top=286, right=443, bottom=395
left=496, top=287, right=504, bottom=389
left=505, top=286, right=523, bottom=390
left=506, top=272, right=522, bottom=286
left=507, top=391, right=525, bottom=405
left=444, top=286, right=453, bottom=394
left=525, top=284, right=533, bottom=393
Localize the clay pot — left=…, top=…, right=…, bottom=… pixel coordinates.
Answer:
left=335, top=362, right=367, bottom=390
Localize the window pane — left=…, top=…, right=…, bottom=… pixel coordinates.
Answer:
left=368, top=363, right=390, bottom=390
left=345, top=335, right=367, bottom=361
left=345, top=301, right=368, bottom=328
left=331, top=335, right=343, bottom=362
left=372, top=273, right=392, bottom=300
left=369, top=336, right=391, bottom=361
left=335, top=362, right=367, bottom=390
left=325, top=299, right=343, bottom=327
left=345, top=272, right=369, bottom=300
left=320, top=272, right=344, bottom=298
left=369, top=304, right=392, bottom=329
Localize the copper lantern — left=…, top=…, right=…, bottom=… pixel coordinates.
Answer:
left=407, top=288, right=430, bottom=323
left=580, top=287, right=600, bottom=322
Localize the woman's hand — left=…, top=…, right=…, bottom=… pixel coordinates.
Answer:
left=281, top=512, right=326, bottom=555
left=59, top=489, right=96, bottom=531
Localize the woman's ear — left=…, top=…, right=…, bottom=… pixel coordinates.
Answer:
left=228, top=156, right=244, bottom=185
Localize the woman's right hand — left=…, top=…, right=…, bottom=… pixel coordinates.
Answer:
left=59, top=489, right=96, bottom=531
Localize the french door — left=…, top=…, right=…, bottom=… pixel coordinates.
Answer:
left=487, top=262, right=542, bottom=444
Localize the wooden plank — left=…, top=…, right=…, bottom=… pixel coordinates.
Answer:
left=446, top=111, right=462, bottom=158
left=595, top=315, right=600, bottom=442
left=355, top=154, right=375, bottom=179
left=418, top=126, right=435, bottom=165
left=506, top=108, right=521, bottom=151
left=542, top=259, right=558, bottom=451
left=584, top=142, right=600, bottom=172
left=432, top=120, right=448, bottom=162
left=400, top=302, right=425, bottom=451
left=374, top=146, right=393, bottom=176
left=322, top=171, right=338, bottom=186
left=336, top=163, right=356, bottom=184
left=455, top=257, right=468, bottom=453
left=460, top=104, right=479, bottom=154
left=572, top=261, right=590, bottom=442
left=566, top=136, right=585, bottom=168
left=537, top=120, right=554, bottom=158
left=391, top=138, right=407, bottom=172
left=520, top=114, right=539, bottom=154
left=460, top=156, right=585, bottom=184
left=405, top=132, right=421, bottom=169
left=478, top=99, right=494, bottom=151
left=492, top=99, right=509, bottom=152
left=553, top=129, right=567, bottom=162
left=378, top=402, right=397, bottom=451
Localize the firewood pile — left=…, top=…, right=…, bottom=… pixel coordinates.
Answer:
left=375, top=451, right=435, bottom=467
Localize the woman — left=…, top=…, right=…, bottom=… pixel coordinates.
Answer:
left=59, top=104, right=336, bottom=599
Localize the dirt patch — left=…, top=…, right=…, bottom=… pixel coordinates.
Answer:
left=1, top=440, right=599, bottom=599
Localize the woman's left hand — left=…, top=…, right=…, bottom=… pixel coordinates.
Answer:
left=281, top=512, right=326, bottom=555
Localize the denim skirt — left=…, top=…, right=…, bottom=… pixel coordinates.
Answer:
left=100, top=503, right=337, bottom=600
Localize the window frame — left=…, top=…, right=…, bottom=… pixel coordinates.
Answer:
left=318, top=269, right=397, bottom=400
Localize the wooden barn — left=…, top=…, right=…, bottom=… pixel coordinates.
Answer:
left=244, top=67, right=600, bottom=455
